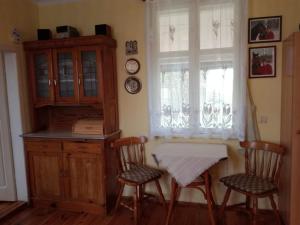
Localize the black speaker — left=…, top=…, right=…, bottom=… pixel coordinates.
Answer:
left=95, top=24, right=111, bottom=37
left=37, top=29, right=52, bottom=40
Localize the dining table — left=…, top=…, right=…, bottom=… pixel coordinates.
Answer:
left=152, top=142, right=228, bottom=225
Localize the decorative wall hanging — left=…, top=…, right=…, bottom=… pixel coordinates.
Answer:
left=126, top=40, right=138, bottom=55
left=248, top=16, right=282, bottom=43
left=124, top=76, right=142, bottom=94
left=125, top=58, right=140, bottom=75
left=11, top=28, right=22, bottom=44
left=249, top=46, right=276, bottom=78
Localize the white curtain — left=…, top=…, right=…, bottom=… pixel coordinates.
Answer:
left=146, top=0, right=248, bottom=140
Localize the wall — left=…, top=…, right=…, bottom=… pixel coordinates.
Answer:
left=249, top=0, right=300, bottom=143
left=0, top=0, right=39, bottom=201
left=0, top=0, right=38, bottom=44
left=36, top=0, right=299, bottom=206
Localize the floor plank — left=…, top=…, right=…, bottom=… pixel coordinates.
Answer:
left=1, top=202, right=278, bottom=225
left=0, top=201, right=27, bottom=221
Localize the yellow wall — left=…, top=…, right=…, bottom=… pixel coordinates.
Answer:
left=0, top=0, right=39, bottom=132
left=35, top=0, right=299, bottom=206
left=0, top=0, right=38, bottom=44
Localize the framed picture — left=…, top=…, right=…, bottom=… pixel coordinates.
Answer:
left=248, top=16, right=282, bottom=43
left=126, top=40, right=138, bottom=55
left=249, top=46, right=276, bottom=78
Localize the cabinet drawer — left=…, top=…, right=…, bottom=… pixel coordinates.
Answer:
left=25, top=141, right=62, bottom=152
left=63, top=142, right=102, bottom=154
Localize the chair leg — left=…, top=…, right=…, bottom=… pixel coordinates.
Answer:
left=219, top=187, right=231, bottom=225
left=246, top=196, right=251, bottom=209
left=204, top=172, right=216, bottom=225
left=219, top=187, right=231, bottom=216
left=114, top=183, right=125, bottom=213
left=208, top=174, right=216, bottom=208
left=140, top=184, right=144, bottom=214
left=269, top=194, right=282, bottom=225
left=154, top=180, right=167, bottom=209
left=134, top=185, right=142, bottom=225
left=252, top=197, right=258, bottom=225
left=165, top=178, right=180, bottom=225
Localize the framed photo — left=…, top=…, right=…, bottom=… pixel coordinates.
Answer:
left=126, top=40, right=138, bottom=55
left=248, top=16, right=282, bottom=43
left=249, top=46, right=276, bottom=78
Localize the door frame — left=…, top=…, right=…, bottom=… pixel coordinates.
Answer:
left=0, top=50, right=17, bottom=201
left=0, top=44, right=29, bottom=201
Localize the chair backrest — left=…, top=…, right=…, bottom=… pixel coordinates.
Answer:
left=240, top=141, right=285, bottom=185
left=111, top=136, right=148, bottom=172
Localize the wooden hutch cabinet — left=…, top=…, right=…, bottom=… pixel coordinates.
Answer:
left=23, top=35, right=120, bottom=215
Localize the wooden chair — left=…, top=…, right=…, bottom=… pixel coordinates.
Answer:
left=219, top=141, right=285, bottom=225
left=111, top=136, right=166, bottom=225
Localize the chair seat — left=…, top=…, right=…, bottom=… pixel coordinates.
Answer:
left=220, top=173, right=277, bottom=195
left=119, top=165, right=163, bottom=184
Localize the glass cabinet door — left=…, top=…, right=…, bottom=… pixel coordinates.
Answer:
left=54, top=49, right=78, bottom=103
left=31, top=50, right=54, bottom=106
left=78, top=48, right=101, bottom=104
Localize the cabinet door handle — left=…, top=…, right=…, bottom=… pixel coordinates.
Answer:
left=78, top=78, right=81, bottom=85
left=48, top=80, right=51, bottom=87
left=53, top=80, right=57, bottom=86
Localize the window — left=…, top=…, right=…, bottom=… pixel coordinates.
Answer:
left=146, top=0, right=247, bottom=139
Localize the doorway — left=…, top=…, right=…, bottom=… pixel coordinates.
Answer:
left=0, top=52, right=17, bottom=201
left=0, top=50, right=26, bottom=201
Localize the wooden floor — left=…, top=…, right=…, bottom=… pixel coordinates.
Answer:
left=1, top=201, right=278, bottom=225
left=0, top=201, right=26, bottom=220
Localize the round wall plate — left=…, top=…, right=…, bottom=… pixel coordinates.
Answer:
left=124, top=76, right=142, bottom=94
left=125, top=58, right=140, bottom=75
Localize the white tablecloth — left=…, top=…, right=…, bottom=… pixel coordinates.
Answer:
left=152, top=143, right=228, bottom=187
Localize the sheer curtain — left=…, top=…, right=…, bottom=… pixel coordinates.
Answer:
left=146, top=0, right=248, bottom=140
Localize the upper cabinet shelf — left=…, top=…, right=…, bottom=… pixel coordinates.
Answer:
left=24, top=35, right=117, bottom=108
left=24, top=35, right=119, bottom=134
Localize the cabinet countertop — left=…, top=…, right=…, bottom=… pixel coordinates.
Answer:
left=22, top=130, right=121, bottom=141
